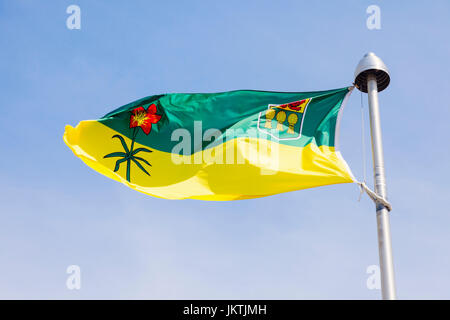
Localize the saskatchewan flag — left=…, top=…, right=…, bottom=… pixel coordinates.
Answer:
left=64, top=87, right=355, bottom=200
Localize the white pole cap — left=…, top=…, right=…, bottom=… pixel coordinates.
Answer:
left=354, top=52, right=390, bottom=93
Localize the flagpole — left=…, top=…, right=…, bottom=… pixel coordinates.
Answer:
left=354, top=52, right=396, bottom=300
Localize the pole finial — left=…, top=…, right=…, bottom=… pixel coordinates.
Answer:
left=354, top=52, right=390, bottom=93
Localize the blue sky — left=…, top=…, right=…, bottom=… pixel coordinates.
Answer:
left=0, top=0, right=449, bottom=299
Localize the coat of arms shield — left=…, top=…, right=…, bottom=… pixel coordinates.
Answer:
left=257, top=98, right=311, bottom=141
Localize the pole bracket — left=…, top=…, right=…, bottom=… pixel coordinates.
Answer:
left=357, top=182, right=392, bottom=212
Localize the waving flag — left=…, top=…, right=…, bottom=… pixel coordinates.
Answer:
left=63, top=87, right=355, bottom=200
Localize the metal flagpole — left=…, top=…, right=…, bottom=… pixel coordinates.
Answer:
left=354, top=52, right=396, bottom=300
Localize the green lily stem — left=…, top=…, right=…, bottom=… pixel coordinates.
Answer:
left=126, top=127, right=139, bottom=182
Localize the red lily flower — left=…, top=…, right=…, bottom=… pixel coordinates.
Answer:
left=129, top=104, right=162, bottom=135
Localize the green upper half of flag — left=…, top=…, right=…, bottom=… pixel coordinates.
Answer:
left=97, top=87, right=352, bottom=155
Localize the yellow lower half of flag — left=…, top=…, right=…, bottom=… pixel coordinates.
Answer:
left=64, top=121, right=354, bottom=200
